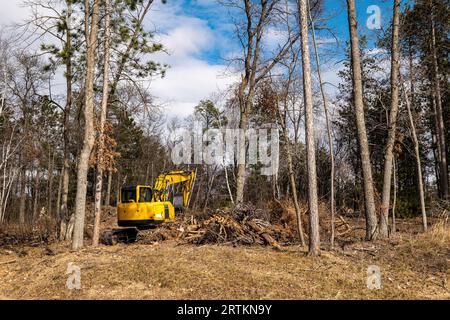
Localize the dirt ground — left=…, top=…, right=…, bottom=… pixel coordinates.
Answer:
left=0, top=215, right=449, bottom=300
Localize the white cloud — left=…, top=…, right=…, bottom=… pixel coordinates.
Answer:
left=156, top=21, right=214, bottom=63
left=0, top=0, right=238, bottom=120
left=151, top=59, right=236, bottom=118
left=147, top=3, right=238, bottom=119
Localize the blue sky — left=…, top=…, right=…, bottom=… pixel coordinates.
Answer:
left=148, top=0, right=397, bottom=117
left=0, top=0, right=399, bottom=118
left=169, top=0, right=395, bottom=63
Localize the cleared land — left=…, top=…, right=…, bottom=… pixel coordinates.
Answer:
left=0, top=215, right=448, bottom=300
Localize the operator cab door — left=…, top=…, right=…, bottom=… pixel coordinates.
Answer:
left=119, top=187, right=138, bottom=216
left=121, top=187, right=137, bottom=204
left=139, top=187, right=153, bottom=203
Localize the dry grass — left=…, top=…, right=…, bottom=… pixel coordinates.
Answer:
left=0, top=218, right=448, bottom=300
left=427, top=216, right=450, bottom=245
left=0, top=205, right=448, bottom=300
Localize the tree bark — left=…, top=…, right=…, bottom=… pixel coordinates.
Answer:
left=392, top=157, right=397, bottom=234
left=235, top=112, right=248, bottom=204
left=32, top=166, right=40, bottom=226
left=72, top=0, right=100, bottom=250
left=346, top=0, right=378, bottom=240
left=55, top=167, right=63, bottom=235
left=379, top=0, right=401, bottom=238
left=47, top=149, right=55, bottom=216
left=115, top=172, right=121, bottom=206
left=105, top=168, right=112, bottom=206
left=298, top=0, right=320, bottom=256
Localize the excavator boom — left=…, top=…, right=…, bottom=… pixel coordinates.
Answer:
left=152, top=170, right=196, bottom=207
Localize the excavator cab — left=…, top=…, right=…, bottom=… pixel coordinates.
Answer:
left=117, top=170, right=196, bottom=229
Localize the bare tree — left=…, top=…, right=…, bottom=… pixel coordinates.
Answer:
left=346, top=0, right=378, bottom=240
left=0, top=127, right=21, bottom=223
left=298, top=0, right=320, bottom=256
left=379, top=0, right=401, bottom=238
left=429, top=0, right=448, bottom=199
left=401, top=79, right=427, bottom=231
left=308, top=2, right=335, bottom=247
left=60, top=0, right=75, bottom=240
left=273, top=49, right=306, bottom=246
left=92, top=0, right=111, bottom=247
left=23, top=0, right=77, bottom=240
left=72, top=0, right=100, bottom=250
left=227, top=0, right=299, bottom=203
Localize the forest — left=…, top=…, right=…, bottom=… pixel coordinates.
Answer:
left=0, top=0, right=449, bottom=300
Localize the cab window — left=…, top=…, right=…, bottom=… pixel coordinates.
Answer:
left=139, top=187, right=153, bottom=203
left=121, top=188, right=136, bottom=203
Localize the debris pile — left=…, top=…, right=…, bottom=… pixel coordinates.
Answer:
left=137, top=204, right=298, bottom=249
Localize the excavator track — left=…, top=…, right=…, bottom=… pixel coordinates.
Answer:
left=101, top=228, right=139, bottom=245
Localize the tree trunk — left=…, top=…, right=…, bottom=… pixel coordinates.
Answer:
left=203, top=167, right=216, bottom=210
left=47, top=150, right=55, bottom=216
left=431, top=91, right=443, bottom=193
left=346, top=0, right=378, bottom=240
left=299, top=0, right=320, bottom=256
left=224, top=162, right=234, bottom=205
left=59, top=162, right=71, bottom=240
left=115, top=172, right=121, bottom=205
left=392, top=157, right=397, bottom=234
left=285, top=134, right=306, bottom=246
left=32, top=166, right=40, bottom=226
left=235, top=112, right=248, bottom=204
left=402, top=81, right=428, bottom=232
left=430, top=1, right=448, bottom=199
left=19, top=166, right=26, bottom=224
left=60, top=0, right=73, bottom=239
left=92, top=0, right=111, bottom=247
left=379, top=0, right=401, bottom=238
left=105, top=169, right=112, bottom=206
left=72, top=0, right=100, bottom=250
left=309, top=4, right=335, bottom=247
left=55, top=167, right=63, bottom=236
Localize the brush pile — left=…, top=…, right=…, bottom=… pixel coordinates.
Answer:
left=137, top=204, right=297, bottom=249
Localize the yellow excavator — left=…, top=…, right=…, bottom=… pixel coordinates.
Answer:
left=102, top=170, right=196, bottom=244
left=117, top=170, right=196, bottom=228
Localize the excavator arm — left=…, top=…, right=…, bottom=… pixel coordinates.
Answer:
left=152, top=170, right=196, bottom=208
